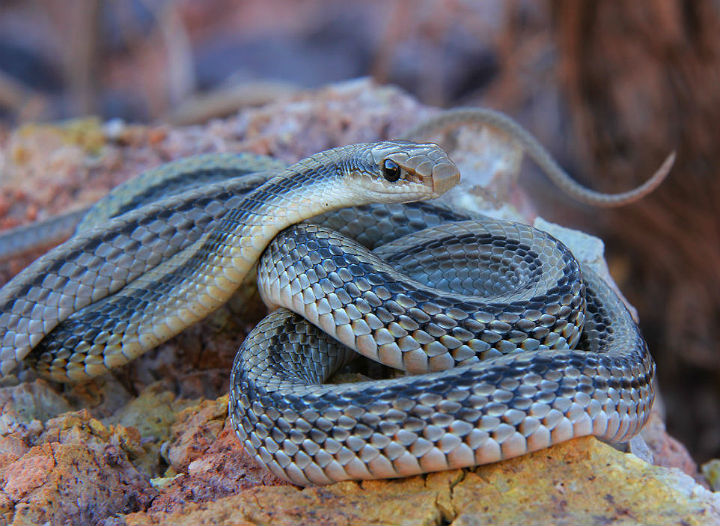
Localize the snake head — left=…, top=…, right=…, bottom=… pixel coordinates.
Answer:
left=355, top=141, right=460, bottom=202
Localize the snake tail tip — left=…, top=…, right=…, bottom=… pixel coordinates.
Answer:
left=661, top=150, right=677, bottom=174
left=646, top=150, right=676, bottom=188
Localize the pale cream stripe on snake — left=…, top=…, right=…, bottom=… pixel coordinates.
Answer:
left=0, top=112, right=661, bottom=486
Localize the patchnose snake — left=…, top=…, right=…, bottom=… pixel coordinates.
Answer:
left=0, top=109, right=671, bottom=485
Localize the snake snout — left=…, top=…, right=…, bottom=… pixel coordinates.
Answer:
left=366, top=141, right=460, bottom=201
left=400, top=144, right=460, bottom=196
left=431, top=160, right=460, bottom=195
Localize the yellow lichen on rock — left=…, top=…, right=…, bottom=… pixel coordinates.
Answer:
left=702, top=459, right=720, bottom=492
left=104, top=382, right=193, bottom=476
left=450, top=437, right=719, bottom=525
left=13, top=118, right=106, bottom=157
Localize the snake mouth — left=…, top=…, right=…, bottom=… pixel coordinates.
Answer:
left=431, top=161, right=461, bottom=195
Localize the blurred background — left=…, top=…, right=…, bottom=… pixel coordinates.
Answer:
left=0, top=0, right=717, bottom=465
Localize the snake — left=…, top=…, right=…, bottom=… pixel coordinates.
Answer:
left=0, top=109, right=662, bottom=486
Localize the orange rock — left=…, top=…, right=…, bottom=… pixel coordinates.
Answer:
left=0, top=435, right=29, bottom=470
left=164, top=396, right=229, bottom=473
left=1, top=409, right=155, bottom=525
left=2, top=443, right=54, bottom=501
left=146, top=420, right=287, bottom=515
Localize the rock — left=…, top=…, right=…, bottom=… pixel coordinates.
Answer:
left=448, top=438, right=720, bottom=525
left=0, top=410, right=155, bottom=526
left=0, top=380, right=72, bottom=424
left=0, top=79, right=711, bottom=525
left=702, top=459, right=720, bottom=491
left=641, top=403, right=702, bottom=480
left=121, top=470, right=453, bottom=526
left=102, top=382, right=194, bottom=477
left=145, top=395, right=286, bottom=514
left=112, top=438, right=720, bottom=526
left=163, top=396, right=230, bottom=474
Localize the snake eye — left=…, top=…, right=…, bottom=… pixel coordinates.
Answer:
left=382, top=159, right=402, bottom=182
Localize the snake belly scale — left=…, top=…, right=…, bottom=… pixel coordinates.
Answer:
left=0, top=137, right=655, bottom=486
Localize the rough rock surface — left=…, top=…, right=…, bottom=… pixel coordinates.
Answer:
left=1, top=408, right=155, bottom=525
left=0, top=79, right=716, bottom=525
left=116, top=438, right=720, bottom=526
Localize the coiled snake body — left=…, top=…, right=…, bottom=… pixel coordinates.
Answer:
left=0, top=114, right=657, bottom=486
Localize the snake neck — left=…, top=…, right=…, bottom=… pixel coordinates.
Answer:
left=230, top=151, right=359, bottom=223
left=211, top=145, right=370, bottom=276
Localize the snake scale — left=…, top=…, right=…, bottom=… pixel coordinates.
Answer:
left=0, top=109, right=662, bottom=486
